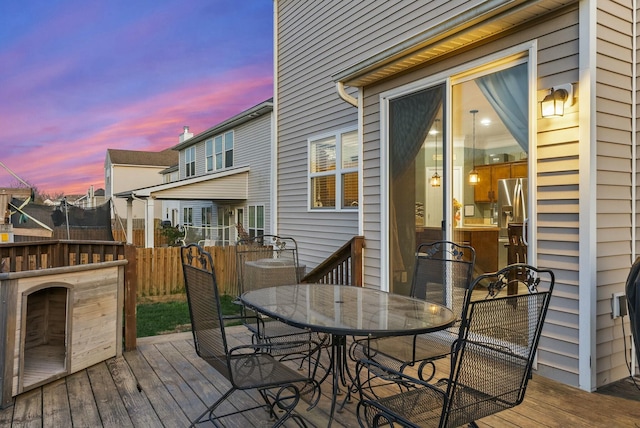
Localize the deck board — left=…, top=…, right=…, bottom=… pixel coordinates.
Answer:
left=123, top=347, right=192, bottom=427
left=65, top=370, right=103, bottom=427
left=1, top=327, right=639, bottom=427
left=42, top=379, right=72, bottom=427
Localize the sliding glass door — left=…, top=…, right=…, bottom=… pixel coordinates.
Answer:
left=388, top=61, right=529, bottom=294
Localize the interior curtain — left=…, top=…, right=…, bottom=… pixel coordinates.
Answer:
left=389, top=86, right=443, bottom=276
left=390, top=86, right=443, bottom=178
left=475, top=63, right=528, bottom=152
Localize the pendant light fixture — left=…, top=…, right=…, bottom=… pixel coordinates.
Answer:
left=430, top=118, right=441, bottom=187
left=468, top=109, right=479, bottom=185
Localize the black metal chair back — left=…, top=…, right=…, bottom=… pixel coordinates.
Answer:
left=356, top=263, right=555, bottom=428
left=410, top=240, right=476, bottom=319
left=236, top=234, right=301, bottom=294
left=443, top=263, right=555, bottom=427
left=181, top=244, right=317, bottom=427
left=181, top=244, right=231, bottom=379
left=625, top=257, right=640, bottom=367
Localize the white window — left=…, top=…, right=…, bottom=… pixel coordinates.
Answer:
left=309, top=129, right=358, bottom=210
left=205, top=139, right=214, bottom=172
left=185, top=147, right=196, bottom=177
left=248, top=205, right=264, bottom=238
left=214, top=131, right=234, bottom=170
left=202, top=206, right=212, bottom=239
left=183, top=207, right=193, bottom=226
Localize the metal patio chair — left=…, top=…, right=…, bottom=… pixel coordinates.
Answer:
left=354, top=263, right=555, bottom=428
left=350, top=241, right=476, bottom=383
left=236, top=235, right=329, bottom=355
left=181, top=244, right=321, bottom=427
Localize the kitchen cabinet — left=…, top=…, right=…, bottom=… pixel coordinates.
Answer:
left=473, top=161, right=527, bottom=202
left=510, top=161, right=528, bottom=178
left=474, top=164, right=511, bottom=203
left=453, top=227, right=499, bottom=273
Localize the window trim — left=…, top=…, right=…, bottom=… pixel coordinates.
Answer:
left=307, top=127, right=358, bottom=212
left=205, top=139, right=214, bottom=172
left=213, top=130, right=234, bottom=171
left=185, top=147, right=196, bottom=178
left=248, top=204, right=265, bottom=238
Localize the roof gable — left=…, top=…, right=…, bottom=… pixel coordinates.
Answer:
left=107, top=148, right=178, bottom=167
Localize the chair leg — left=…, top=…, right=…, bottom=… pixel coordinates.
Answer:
left=188, top=387, right=234, bottom=427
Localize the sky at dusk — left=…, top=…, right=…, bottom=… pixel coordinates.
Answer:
left=0, top=0, right=273, bottom=196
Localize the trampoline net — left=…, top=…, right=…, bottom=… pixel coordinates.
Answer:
left=9, top=198, right=114, bottom=241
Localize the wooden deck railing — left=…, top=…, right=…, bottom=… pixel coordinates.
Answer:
left=301, top=236, right=364, bottom=286
left=0, top=240, right=136, bottom=350
left=0, top=239, right=126, bottom=271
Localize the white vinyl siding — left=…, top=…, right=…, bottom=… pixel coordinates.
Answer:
left=235, top=114, right=272, bottom=235
left=277, top=0, right=639, bottom=391
left=594, top=0, right=635, bottom=387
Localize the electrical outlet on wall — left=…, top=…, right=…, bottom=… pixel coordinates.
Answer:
left=612, top=292, right=626, bottom=319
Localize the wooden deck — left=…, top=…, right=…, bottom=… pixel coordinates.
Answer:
left=2, top=326, right=640, bottom=427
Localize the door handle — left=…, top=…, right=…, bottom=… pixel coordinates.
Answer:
left=522, top=218, right=529, bottom=246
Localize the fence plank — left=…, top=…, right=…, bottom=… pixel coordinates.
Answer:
left=133, top=247, right=237, bottom=299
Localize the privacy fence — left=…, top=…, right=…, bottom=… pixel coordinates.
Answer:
left=134, top=246, right=239, bottom=299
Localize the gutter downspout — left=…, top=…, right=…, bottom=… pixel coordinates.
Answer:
left=336, top=82, right=358, bottom=107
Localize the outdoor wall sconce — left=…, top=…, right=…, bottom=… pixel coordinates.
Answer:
left=541, top=83, right=574, bottom=118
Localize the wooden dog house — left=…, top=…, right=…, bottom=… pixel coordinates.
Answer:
left=0, top=241, right=127, bottom=408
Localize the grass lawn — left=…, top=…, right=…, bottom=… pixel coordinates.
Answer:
left=136, top=294, right=241, bottom=337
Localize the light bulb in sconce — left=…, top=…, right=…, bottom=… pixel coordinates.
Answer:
left=431, top=118, right=441, bottom=187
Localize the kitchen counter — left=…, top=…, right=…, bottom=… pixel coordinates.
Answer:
left=415, top=226, right=499, bottom=273
left=455, top=225, right=499, bottom=231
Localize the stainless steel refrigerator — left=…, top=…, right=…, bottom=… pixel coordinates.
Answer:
left=497, top=178, right=528, bottom=267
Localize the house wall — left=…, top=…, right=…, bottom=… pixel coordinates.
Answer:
left=355, top=5, right=581, bottom=387
left=109, top=164, right=165, bottom=221
left=176, top=112, right=273, bottom=239
left=235, top=113, right=272, bottom=234
left=594, top=0, right=636, bottom=386
left=276, top=0, right=638, bottom=389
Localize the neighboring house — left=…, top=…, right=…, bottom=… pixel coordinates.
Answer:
left=74, top=186, right=106, bottom=209
left=117, top=99, right=274, bottom=247
left=104, top=148, right=178, bottom=224
left=274, top=1, right=636, bottom=392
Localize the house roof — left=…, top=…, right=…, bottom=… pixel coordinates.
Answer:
left=173, top=98, right=273, bottom=151
left=107, top=148, right=178, bottom=167
left=114, top=165, right=249, bottom=201
left=333, top=0, right=575, bottom=87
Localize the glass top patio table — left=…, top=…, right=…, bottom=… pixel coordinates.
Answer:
left=240, top=283, right=455, bottom=337
left=240, top=283, right=455, bottom=427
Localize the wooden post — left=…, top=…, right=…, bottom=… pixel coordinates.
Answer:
left=351, top=236, right=365, bottom=287
left=123, top=244, right=137, bottom=351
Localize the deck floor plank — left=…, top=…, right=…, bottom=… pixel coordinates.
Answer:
left=136, top=341, right=212, bottom=424
left=41, top=378, right=72, bottom=427
left=10, top=387, right=42, bottom=428
left=65, top=370, right=103, bottom=427
left=123, top=347, right=193, bottom=427
left=86, top=362, right=134, bottom=428
left=160, top=338, right=270, bottom=427
left=2, top=327, right=639, bottom=427
left=106, top=356, right=164, bottom=427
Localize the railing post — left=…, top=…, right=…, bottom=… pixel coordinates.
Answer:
left=351, top=236, right=364, bottom=287
left=124, top=244, right=137, bottom=351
